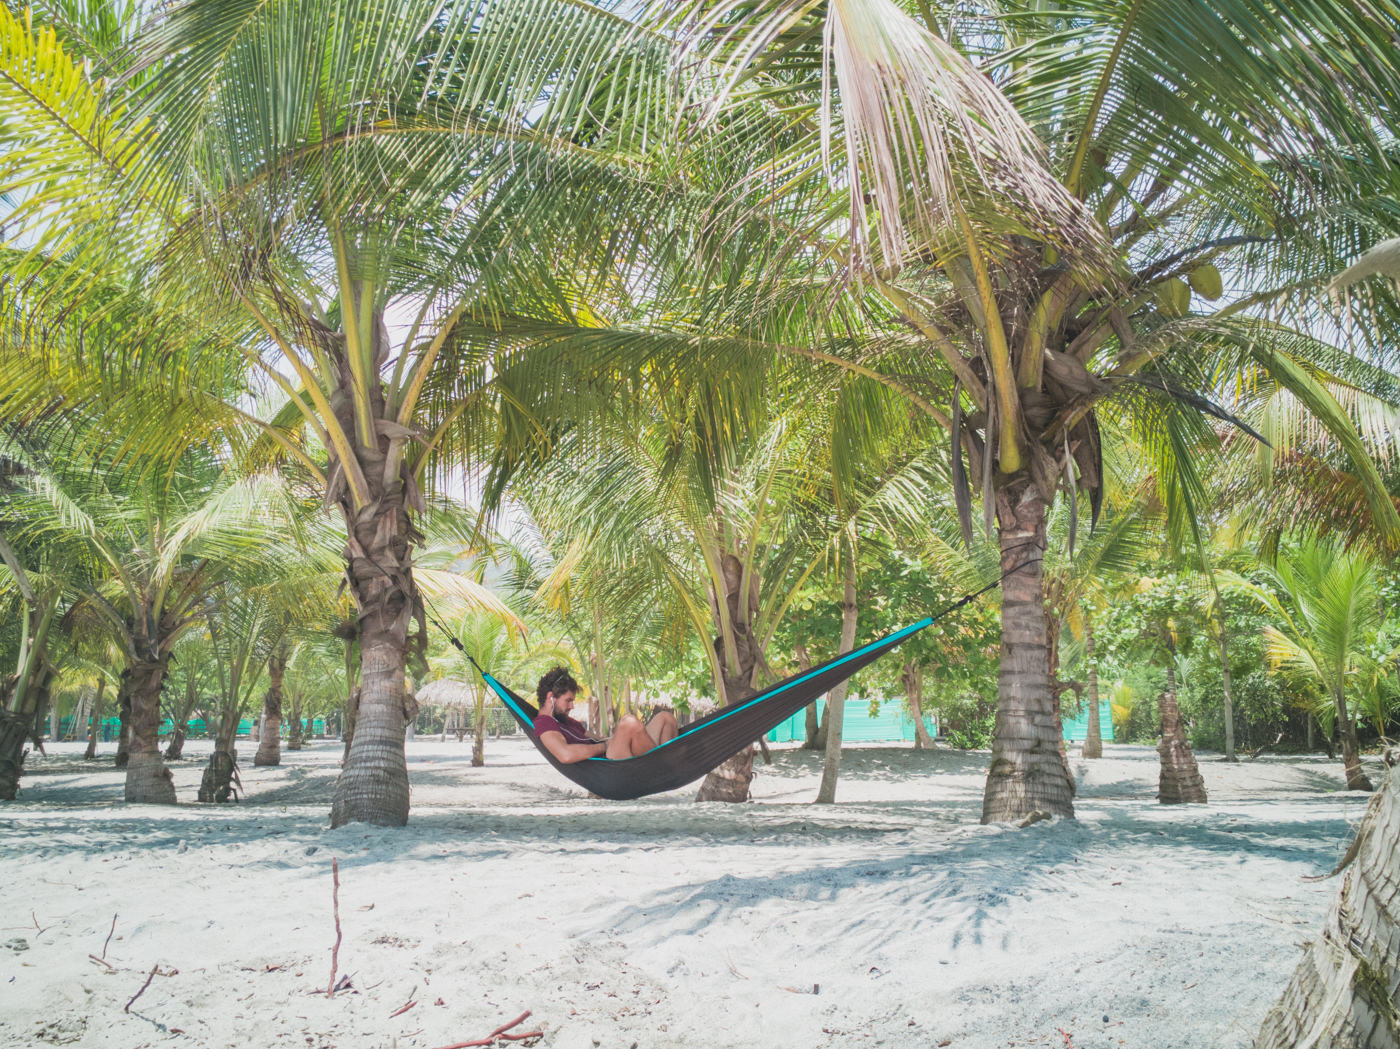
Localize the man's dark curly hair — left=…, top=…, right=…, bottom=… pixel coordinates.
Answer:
left=536, top=666, right=580, bottom=706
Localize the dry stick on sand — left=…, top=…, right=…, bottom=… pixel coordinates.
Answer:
left=125, top=964, right=160, bottom=1013
left=327, top=858, right=342, bottom=998
left=102, top=914, right=117, bottom=959
left=429, top=1011, right=543, bottom=1049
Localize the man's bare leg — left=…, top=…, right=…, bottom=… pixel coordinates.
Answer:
left=645, top=710, right=678, bottom=745
left=605, top=716, right=656, bottom=759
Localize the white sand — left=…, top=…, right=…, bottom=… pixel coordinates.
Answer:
left=1, top=737, right=1384, bottom=1049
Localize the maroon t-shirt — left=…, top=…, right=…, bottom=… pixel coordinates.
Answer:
left=532, top=712, right=601, bottom=746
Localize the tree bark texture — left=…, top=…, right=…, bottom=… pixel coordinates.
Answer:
left=327, top=331, right=426, bottom=826
left=85, top=676, right=106, bottom=760
left=816, top=549, right=858, bottom=804
left=123, top=655, right=176, bottom=804
left=198, top=710, right=241, bottom=802
left=471, top=695, right=485, bottom=767
left=164, top=721, right=187, bottom=761
left=1255, top=748, right=1400, bottom=1049
left=254, top=652, right=287, bottom=767
left=1337, top=691, right=1375, bottom=792
left=1082, top=617, right=1103, bottom=759
left=114, top=670, right=131, bottom=768
left=1215, top=600, right=1237, bottom=762
left=0, top=707, right=29, bottom=800
left=903, top=660, right=934, bottom=749
left=982, top=483, right=1076, bottom=823
left=287, top=698, right=304, bottom=750
left=696, top=552, right=761, bottom=802
left=1157, top=662, right=1207, bottom=804
left=795, top=642, right=823, bottom=749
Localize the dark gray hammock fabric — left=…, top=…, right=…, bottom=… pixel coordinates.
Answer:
left=475, top=616, right=935, bottom=800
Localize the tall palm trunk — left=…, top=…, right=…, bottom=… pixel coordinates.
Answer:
left=982, top=483, right=1075, bottom=823
left=816, top=548, right=858, bottom=804
left=902, top=660, right=934, bottom=749
left=254, top=651, right=287, bottom=767
left=795, top=643, right=823, bottom=748
left=1214, top=602, right=1237, bottom=762
left=696, top=552, right=761, bottom=802
left=1255, top=748, right=1400, bottom=1048
left=0, top=594, right=59, bottom=798
left=165, top=671, right=198, bottom=761
left=1335, top=689, right=1374, bottom=792
left=471, top=688, right=486, bottom=766
left=85, top=676, right=106, bottom=760
left=114, top=669, right=131, bottom=768
left=1157, top=660, right=1207, bottom=804
left=327, top=323, right=423, bottom=826
left=287, top=695, right=305, bottom=751
left=124, top=648, right=176, bottom=804
left=1082, top=617, right=1103, bottom=759
left=331, top=502, right=417, bottom=826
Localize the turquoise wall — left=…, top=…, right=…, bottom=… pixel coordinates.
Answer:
left=56, top=716, right=327, bottom=740
left=767, top=697, right=936, bottom=743
left=1060, top=700, right=1112, bottom=742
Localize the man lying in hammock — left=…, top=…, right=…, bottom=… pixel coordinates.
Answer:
left=533, top=666, right=678, bottom=763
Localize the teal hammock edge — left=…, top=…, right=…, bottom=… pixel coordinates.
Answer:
left=474, top=616, right=934, bottom=800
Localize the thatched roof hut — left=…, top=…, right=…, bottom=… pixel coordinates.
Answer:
left=415, top=678, right=479, bottom=710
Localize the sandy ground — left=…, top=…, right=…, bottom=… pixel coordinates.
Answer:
left=0, top=736, right=1385, bottom=1049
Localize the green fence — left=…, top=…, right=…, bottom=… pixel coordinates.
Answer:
left=57, top=716, right=328, bottom=740
left=766, top=697, right=936, bottom=743
left=1060, top=700, right=1113, bottom=742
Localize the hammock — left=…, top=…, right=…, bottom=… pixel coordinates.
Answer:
left=472, top=616, right=936, bottom=800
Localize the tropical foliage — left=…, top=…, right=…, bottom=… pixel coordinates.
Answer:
left=0, top=0, right=1398, bottom=840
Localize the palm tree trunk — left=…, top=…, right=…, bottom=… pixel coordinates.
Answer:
left=1336, top=691, right=1374, bottom=792
left=124, top=652, right=176, bottom=804
left=982, top=482, right=1075, bottom=823
left=795, top=642, right=822, bottom=747
left=697, top=553, right=762, bottom=802
left=287, top=696, right=304, bottom=751
left=165, top=672, right=198, bottom=761
left=85, top=677, right=106, bottom=760
left=0, top=706, right=27, bottom=801
left=903, top=660, right=934, bottom=749
left=1255, top=749, right=1400, bottom=1048
left=1082, top=618, right=1103, bottom=759
left=329, top=421, right=421, bottom=826
left=114, top=669, right=132, bottom=768
left=254, top=651, right=287, bottom=767
left=471, top=691, right=485, bottom=767
left=198, top=711, right=240, bottom=802
left=1157, top=661, right=1207, bottom=804
left=1215, top=606, right=1237, bottom=762
left=163, top=720, right=188, bottom=761
left=816, top=547, right=858, bottom=804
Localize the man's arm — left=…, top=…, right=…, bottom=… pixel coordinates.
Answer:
left=536, top=730, right=607, bottom=765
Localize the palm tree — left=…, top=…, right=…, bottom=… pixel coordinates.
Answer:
left=2, top=432, right=318, bottom=802
left=1230, top=540, right=1388, bottom=791
left=0, top=0, right=681, bottom=825
left=655, top=0, right=1400, bottom=822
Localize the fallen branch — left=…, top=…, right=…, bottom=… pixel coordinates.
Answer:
left=125, top=964, right=160, bottom=1013
left=389, top=987, right=418, bottom=1018
left=102, top=914, right=118, bottom=960
left=327, top=858, right=342, bottom=998
left=429, top=1010, right=542, bottom=1049
left=87, top=953, right=116, bottom=971
left=1057, top=1028, right=1075, bottom=1048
